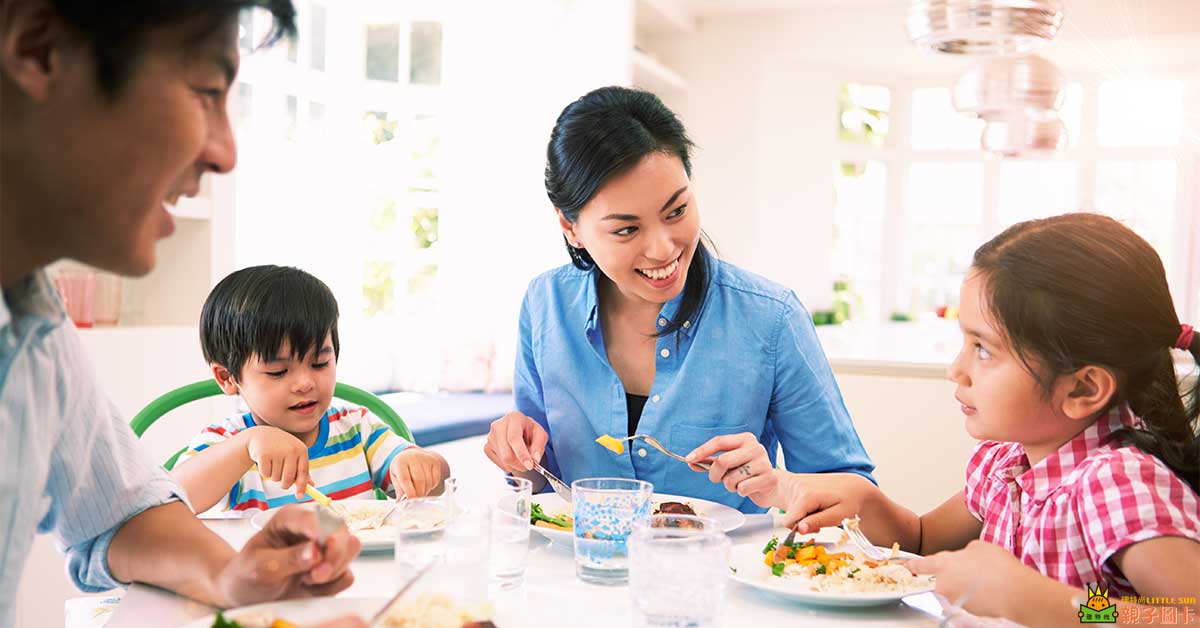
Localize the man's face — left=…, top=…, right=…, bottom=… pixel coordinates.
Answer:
left=25, top=17, right=239, bottom=275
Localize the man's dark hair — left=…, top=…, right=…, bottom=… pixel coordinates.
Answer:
left=48, top=1, right=296, bottom=96
left=200, top=265, right=339, bottom=381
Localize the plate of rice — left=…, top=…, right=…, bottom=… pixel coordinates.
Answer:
left=727, top=529, right=935, bottom=607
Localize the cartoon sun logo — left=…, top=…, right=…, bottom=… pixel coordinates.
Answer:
left=1078, top=583, right=1118, bottom=623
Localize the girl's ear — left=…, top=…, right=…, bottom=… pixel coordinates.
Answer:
left=1058, top=365, right=1118, bottom=420
left=211, top=363, right=240, bottom=396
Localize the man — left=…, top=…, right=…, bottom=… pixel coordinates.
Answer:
left=1, top=2, right=364, bottom=625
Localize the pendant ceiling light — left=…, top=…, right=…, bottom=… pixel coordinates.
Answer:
left=981, top=115, right=1068, bottom=157
left=907, top=0, right=1066, bottom=56
left=953, top=54, right=1065, bottom=119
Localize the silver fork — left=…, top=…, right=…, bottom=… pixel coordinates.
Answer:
left=840, top=516, right=893, bottom=562
left=613, top=434, right=753, bottom=475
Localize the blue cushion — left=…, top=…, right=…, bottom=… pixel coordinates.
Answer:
left=376, top=391, right=512, bottom=446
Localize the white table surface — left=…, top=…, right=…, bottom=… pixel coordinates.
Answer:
left=106, top=436, right=940, bottom=628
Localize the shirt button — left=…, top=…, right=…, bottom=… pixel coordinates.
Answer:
left=658, top=317, right=667, bottom=327
left=660, top=348, right=670, bottom=358
left=638, top=448, right=648, bottom=457
left=651, top=394, right=661, bottom=403
left=683, top=320, right=691, bottom=328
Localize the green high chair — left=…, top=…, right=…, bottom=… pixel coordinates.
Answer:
left=130, top=380, right=413, bottom=471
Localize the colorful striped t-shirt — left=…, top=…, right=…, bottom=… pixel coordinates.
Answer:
left=177, top=405, right=413, bottom=515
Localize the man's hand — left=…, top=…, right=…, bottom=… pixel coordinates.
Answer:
left=214, top=505, right=361, bottom=607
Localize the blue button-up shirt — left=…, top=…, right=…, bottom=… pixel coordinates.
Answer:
left=514, top=259, right=875, bottom=513
left=0, top=271, right=184, bottom=626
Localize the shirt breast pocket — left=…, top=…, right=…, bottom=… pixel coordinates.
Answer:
left=667, top=422, right=751, bottom=500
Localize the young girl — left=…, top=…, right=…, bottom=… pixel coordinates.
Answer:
left=741, top=213, right=1200, bottom=626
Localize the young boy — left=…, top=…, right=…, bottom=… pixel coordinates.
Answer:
left=173, top=265, right=449, bottom=514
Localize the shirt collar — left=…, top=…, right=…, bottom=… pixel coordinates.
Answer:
left=0, top=270, right=67, bottom=330
left=581, top=269, right=697, bottom=338
left=1009, top=405, right=1139, bottom=502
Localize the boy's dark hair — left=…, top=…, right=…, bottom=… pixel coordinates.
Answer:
left=973, top=212, right=1200, bottom=492
left=48, top=0, right=296, bottom=97
left=200, top=265, right=340, bottom=381
left=545, top=86, right=713, bottom=338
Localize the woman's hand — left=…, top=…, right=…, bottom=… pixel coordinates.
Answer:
left=247, top=426, right=311, bottom=499
left=483, top=411, right=549, bottom=473
left=685, top=433, right=777, bottom=501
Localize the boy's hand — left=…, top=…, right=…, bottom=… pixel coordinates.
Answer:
left=247, top=426, right=311, bottom=498
left=389, top=447, right=449, bottom=498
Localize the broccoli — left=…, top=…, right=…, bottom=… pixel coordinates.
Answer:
left=211, top=612, right=248, bottom=628
left=530, top=503, right=572, bottom=528
left=762, top=537, right=778, bottom=554
left=771, top=562, right=786, bottom=577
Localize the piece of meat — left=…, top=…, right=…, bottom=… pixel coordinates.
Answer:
left=653, top=501, right=697, bottom=515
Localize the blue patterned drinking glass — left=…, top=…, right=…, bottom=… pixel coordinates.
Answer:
left=571, top=477, right=653, bottom=585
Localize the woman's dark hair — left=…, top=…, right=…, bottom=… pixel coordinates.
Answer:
left=200, top=265, right=339, bottom=381
left=973, top=212, right=1200, bottom=491
left=544, top=86, right=711, bottom=337
left=48, top=0, right=296, bottom=97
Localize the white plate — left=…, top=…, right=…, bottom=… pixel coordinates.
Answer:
left=727, top=533, right=934, bottom=607
left=529, top=492, right=746, bottom=544
left=180, top=597, right=384, bottom=628
left=249, top=500, right=442, bottom=553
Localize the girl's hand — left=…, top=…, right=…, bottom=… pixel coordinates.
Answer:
left=685, top=433, right=777, bottom=501
left=773, top=472, right=879, bottom=532
left=483, top=411, right=549, bottom=473
left=389, top=447, right=450, bottom=498
left=906, top=540, right=1033, bottom=620
left=246, top=426, right=311, bottom=498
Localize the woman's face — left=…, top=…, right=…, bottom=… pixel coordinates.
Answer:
left=559, top=152, right=701, bottom=307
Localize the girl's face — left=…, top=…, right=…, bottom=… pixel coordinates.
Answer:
left=559, top=152, right=701, bottom=308
left=947, top=272, right=1068, bottom=449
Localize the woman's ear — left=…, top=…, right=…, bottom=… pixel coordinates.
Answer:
left=211, top=363, right=240, bottom=396
left=1058, top=365, right=1118, bottom=421
left=557, top=209, right=581, bottom=248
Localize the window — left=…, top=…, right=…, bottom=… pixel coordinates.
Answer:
left=366, top=24, right=401, bottom=82
left=831, top=78, right=1196, bottom=323
left=309, top=3, right=326, bottom=71
left=409, top=22, right=443, bottom=86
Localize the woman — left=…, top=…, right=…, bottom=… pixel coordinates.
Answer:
left=483, top=86, right=874, bottom=511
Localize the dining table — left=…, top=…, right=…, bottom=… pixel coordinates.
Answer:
left=103, top=435, right=943, bottom=628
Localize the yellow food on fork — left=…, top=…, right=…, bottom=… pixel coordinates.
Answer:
left=304, top=484, right=334, bottom=507
left=595, top=434, right=625, bottom=455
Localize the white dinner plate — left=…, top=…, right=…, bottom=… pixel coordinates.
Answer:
left=528, top=492, right=746, bottom=544
left=727, top=532, right=934, bottom=607
left=250, top=500, right=442, bottom=554
left=181, top=597, right=384, bottom=628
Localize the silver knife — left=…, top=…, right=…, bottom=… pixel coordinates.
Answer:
left=369, top=560, right=436, bottom=627
left=531, top=461, right=573, bottom=502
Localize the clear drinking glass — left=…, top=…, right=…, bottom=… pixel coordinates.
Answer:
left=571, top=477, right=652, bottom=585
left=490, top=476, right=532, bottom=590
left=393, top=477, right=457, bottom=579
left=629, top=515, right=731, bottom=628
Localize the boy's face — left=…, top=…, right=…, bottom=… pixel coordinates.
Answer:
left=946, top=272, right=1064, bottom=447
left=233, top=334, right=337, bottom=439
left=3, top=11, right=239, bottom=277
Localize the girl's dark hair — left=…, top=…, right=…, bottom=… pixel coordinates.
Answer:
left=544, top=86, right=711, bottom=337
left=48, top=0, right=296, bottom=97
left=973, top=213, right=1200, bottom=491
left=200, top=265, right=339, bottom=381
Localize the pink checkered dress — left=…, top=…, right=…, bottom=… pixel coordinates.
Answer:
left=964, top=405, right=1200, bottom=597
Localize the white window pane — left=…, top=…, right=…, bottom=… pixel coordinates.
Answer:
left=838, top=84, right=890, bottom=147
left=998, top=161, right=1077, bottom=226
left=1059, top=82, right=1083, bottom=149
left=906, top=224, right=980, bottom=315
left=309, top=4, right=326, bottom=71
left=366, top=24, right=401, bottom=82
left=1098, top=80, right=1183, bottom=147
left=1094, top=160, right=1177, bottom=274
left=832, top=161, right=886, bottom=320
left=410, top=22, right=443, bottom=86
left=912, top=88, right=985, bottom=151
left=908, top=163, right=984, bottom=224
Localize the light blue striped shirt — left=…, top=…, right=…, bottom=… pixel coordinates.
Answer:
left=0, top=271, right=184, bottom=626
